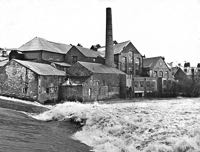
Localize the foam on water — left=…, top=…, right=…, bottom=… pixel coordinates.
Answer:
left=31, top=98, right=200, bottom=152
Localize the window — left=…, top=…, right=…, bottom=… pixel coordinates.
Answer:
left=150, top=81, right=155, bottom=89
left=165, top=71, right=169, bottom=77
left=184, top=68, right=187, bottom=73
left=146, top=81, right=150, bottom=87
left=22, top=82, right=28, bottom=94
left=72, top=56, right=78, bottom=64
left=154, top=71, right=158, bottom=77
left=121, top=57, right=127, bottom=73
left=159, top=71, right=163, bottom=77
left=46, top=88, right=50, bottom=94
left=163, top=80, right=167, bottom=86
left=140, top=81, right=144, bottom=87
left=22, top=87, right=28, bottom=94
left=134, top=81, right=139, bottom=88
left=88, top=88, right=91, bottom=96
left=191, top=68, right=195, bottom=74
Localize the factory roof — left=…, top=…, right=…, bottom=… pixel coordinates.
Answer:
left=97, top=41, right=141, bottom=57
left=78, top=61, right=125, bottom=74
left=0, top=59, right=8, bottom=67
left=18, top=37, right=72, bottom=54
left=73, top=46, right=102, bottom=58
left=0, top=56, right=8, bottom=61
left=143, top=56, right=169, bottom=70
left=13, top=59, right=66, bottom=76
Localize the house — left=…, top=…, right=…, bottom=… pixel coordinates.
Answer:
left=18, top=37, right=72, bottom=63
left=142, top=56, right=174, bottom=94
left=65, top=45, right=104, bottom=64
left=171, top=67, right=187, bottom=81
left=183, top=62, right=200, bottom=80
left=0, top=59, right=66, bottom=103
left=60, top=61, right=126, bottom=101
left=143, top=56, right=172, bottom=79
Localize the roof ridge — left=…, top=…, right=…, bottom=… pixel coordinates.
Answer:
left=98, top=40, right=130, bottom=48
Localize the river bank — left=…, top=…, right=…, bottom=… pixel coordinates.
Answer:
left=0, top=96, right=92, bottom=152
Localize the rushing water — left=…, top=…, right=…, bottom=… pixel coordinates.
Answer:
left=2, top=97, right=200, bottom=152
left=0, top=107, right=91, bottom=152
left=30, top=97, right=200, bottom=152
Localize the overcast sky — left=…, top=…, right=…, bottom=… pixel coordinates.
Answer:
left=0, top=0, right=200, bottom=66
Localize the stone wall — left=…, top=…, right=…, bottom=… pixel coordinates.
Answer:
left=0, top=60, right=38, bottom=101
left=61, top=73, right=126, bottom=102
left=67, top=62, right=92, bottom=76
left=38, top=75, right=62, bottom=103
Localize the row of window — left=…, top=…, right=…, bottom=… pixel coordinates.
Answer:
left=154, top=71, right=169, bottom=77
left=184, top=68, right=200, bottom=73
left=134, top=81, right=155, bottom=88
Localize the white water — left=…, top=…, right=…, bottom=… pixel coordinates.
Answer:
left=31, top=98, right=200, bottom=152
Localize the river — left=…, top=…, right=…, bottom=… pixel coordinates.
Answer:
left=1, top=97, right=200, bottom=152
left=0, top=106, right=91, bottom=152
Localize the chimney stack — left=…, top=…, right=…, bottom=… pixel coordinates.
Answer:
left=105, top=7, right=114, bottom=67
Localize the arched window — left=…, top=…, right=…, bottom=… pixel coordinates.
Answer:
left=159, top=71, right=163, bottom=77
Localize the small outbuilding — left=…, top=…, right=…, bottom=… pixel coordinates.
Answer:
left=60, top=61, right=126, bottom=102
left=0, top=59, right=66, bottom=103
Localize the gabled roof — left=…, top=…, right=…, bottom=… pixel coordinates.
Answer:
left=18, top=37, right=72, bottom=54
left=171, top=67, right=186, bottom=76
left=171, top=67, right=179, bottom=75
left=97, top=41, right=140, bottom=57
left=74, top=46, right=102, bottom=58
left=78, top=61, right=125, bottom=75
left=13, top=59, right=66, bottom=76
left=143, top=56, right=168, bottom=70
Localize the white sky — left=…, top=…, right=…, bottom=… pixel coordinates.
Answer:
left=0, top=0, right=200, bottom=66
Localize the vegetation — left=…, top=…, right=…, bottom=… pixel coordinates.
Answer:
left=174, top=77, right=200, bottom=97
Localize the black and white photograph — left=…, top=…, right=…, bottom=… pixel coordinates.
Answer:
left=0, top=0, right=200, bottom=151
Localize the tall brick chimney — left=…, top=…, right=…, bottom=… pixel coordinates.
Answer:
left=105, top=7, right=114, bottom=67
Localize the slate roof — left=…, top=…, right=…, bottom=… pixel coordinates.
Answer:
left=143, top=56, right=163, bottom=69
left=0, top=59, right=8, bottom=67
left=171, top=67, right=186, bottom=76
left=74, top=46, right=102, bottom=58
left=0, top=56, right=8, bottom=61
left=78, top=61, right=125, bottom=75
left=14, top=59, right=66, bottom=76
left=171, top=67, right=179, bottom=75
left=18, top=37, right=72, bottom=54
left=97, top=41, right=140, bottom=57
left=53, top=62, right=71, bottom=67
